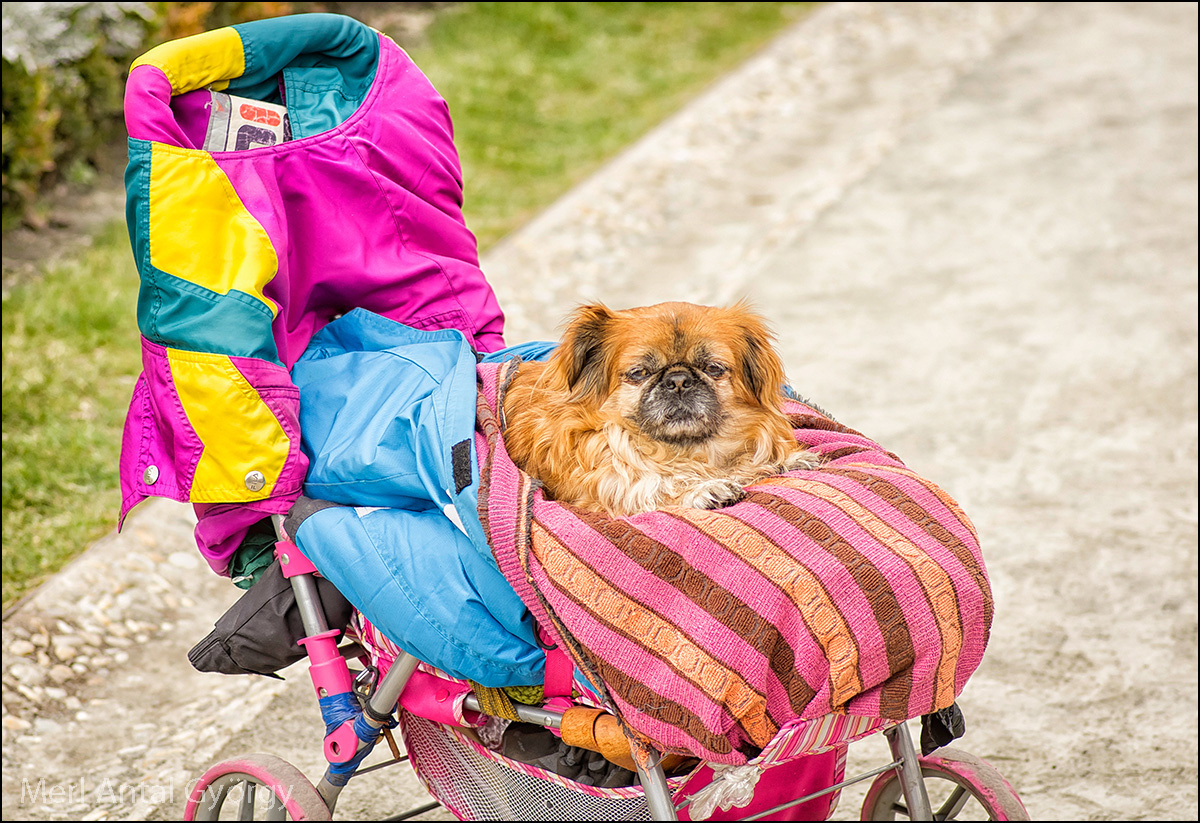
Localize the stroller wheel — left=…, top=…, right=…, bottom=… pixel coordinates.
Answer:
left=185, top=753, right=331, bottom=821
left=860, top=747, right=1029, bottom=821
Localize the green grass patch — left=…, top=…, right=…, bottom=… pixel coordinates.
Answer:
left=3, top=221, right=143, bottom=609
left=1, top=2, right=812, bottom=609
left=411, top=2, right=813, bottom=248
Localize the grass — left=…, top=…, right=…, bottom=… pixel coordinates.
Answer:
left=2, top=222, right=144, bottom=609
left=408, top=2, right=814, bottom=249
left=1, top=2, right=813, bottom=610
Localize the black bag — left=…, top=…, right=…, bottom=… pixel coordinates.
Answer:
left=188, top=558, right=353, bottom=677
left=920, top=703, right=967, bottom=755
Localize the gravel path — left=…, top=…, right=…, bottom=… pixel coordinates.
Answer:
left=3, top=3, right=1196, bottom=820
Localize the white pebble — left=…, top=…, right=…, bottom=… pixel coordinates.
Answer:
left=168, top=551, right=200, bottom=569
left=8, top=662, right=45, bottom=686
left=15, top=685, right=42, bottom=702
left=8, top=639, right=36, bottom=656
left=48, top=664, right=74, bottom=684
left=33, top=717, right=63, bottom=734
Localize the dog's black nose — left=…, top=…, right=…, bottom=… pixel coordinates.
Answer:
left=662, top=369, right=695, bottom=393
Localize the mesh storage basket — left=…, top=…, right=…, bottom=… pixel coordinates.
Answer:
left=400, top=710, right=682, bottom=820
left=399, top=709, right=860, bottom=821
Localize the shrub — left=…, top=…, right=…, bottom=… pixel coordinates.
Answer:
left=1, top=2, right=305, bottom=229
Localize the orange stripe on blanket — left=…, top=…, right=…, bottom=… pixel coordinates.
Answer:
left=758, top=475, right=963, bottom=712
left=530, top=524, right=778, bottom=748
left=821, top=465, right=993, bottom=636
left=868, top=464, right=979, bottom=543
left=671, top=507, right=864, bottom=710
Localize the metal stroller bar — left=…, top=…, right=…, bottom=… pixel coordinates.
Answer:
left=272, top=515, right=329, bottom=637
left=313, top=652, right=423, bottom=813
left=457, top=697, right=678, bottom=820
left=460, top=693, right=678, bottom=819
left=635, top=755, right=678, bottom=820
left=462, top=693, right=562, bottom=730
left=273, top=516, right=427, bottom=814
left=884, top=722, right=934, bottom=819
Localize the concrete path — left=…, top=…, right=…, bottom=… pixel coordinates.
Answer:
left=3, top=2, right=1196, bottom=820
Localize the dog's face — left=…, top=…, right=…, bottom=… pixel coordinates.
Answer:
left=544, top=301, right=790, bottom=448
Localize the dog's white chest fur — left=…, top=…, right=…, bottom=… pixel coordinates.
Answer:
left=595, top=424, right=756, bottom=514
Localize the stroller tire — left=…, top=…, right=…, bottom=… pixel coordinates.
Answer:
left=860, top=746, right=1030, bottom=821
left=185, top=752, right=331, bottom=821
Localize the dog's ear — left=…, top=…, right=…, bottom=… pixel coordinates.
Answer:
left=732, top=303, right=788, bottom=408
left=550, top=303, right=615, bottom=401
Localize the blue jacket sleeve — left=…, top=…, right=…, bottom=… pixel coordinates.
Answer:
left=294, top=503, right=544, bottom=687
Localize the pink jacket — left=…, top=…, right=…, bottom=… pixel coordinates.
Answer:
left=118, top=14, right=505, bottom=572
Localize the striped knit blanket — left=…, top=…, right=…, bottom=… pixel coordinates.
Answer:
left=476, top=361, right=992, bottom=765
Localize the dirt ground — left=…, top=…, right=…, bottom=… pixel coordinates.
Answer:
left=478, top=3, right=1200, bottom=819
left=2, top=3, right=1196, bottom=821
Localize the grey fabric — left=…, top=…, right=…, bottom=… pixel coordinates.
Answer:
left=283, top=496, right=344, bottom=541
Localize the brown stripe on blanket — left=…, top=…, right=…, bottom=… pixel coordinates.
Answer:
left=514, top=471, right=533, bottom=567
left=579, top=641, right=740, bottom=760
left=787, top=414, right=867, bottom=436
left=763, top=475, right=965, bottom=715
left=818, top=446, right=877, bottom=463
left=741, top=489, right=917, bottom=719
left=669, top=506, right=864, bottom=712
left=529, top=522, right=778, bottom=749
left=786, top=416, right=904, bottom=464
left=477, top=458, right=493, bottom=539
left=865, top=464, right=980, bottom=543
left=574, top=508, right=816, bottom=720
left=823, top=467, right=994, bottom=645
left=861, top=464, right=992, bottom=624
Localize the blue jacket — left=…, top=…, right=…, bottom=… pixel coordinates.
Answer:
left=288, top=309, right=555, bottom=686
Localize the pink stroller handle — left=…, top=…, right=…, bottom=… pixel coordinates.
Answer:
left=296, top=629, right=361, bottom=765
left=298, top=630, right=353, bottom=697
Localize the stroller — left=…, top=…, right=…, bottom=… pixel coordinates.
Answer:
left=117, top=13, right=1029, bottom=821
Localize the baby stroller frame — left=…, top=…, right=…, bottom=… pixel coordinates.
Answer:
left=182, top=521, right=1026, bottom=822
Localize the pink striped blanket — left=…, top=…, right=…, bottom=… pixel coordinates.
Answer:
left=476, top=361, right=992, bottom=765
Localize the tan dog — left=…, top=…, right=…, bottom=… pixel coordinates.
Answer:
left=501, top=301, right=819, bottom=517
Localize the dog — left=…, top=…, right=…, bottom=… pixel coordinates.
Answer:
left=500, top=301, right=820, bottom=517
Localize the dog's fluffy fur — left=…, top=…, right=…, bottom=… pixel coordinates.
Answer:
left=501, top=301, right=819, bottom=517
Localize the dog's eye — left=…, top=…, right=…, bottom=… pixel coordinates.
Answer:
left=704, top=362, right=727, bottom=378
left=626, top=366, right=651, bottom=382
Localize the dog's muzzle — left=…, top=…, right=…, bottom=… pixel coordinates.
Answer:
left=637, top=367, right=722, bottom=444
